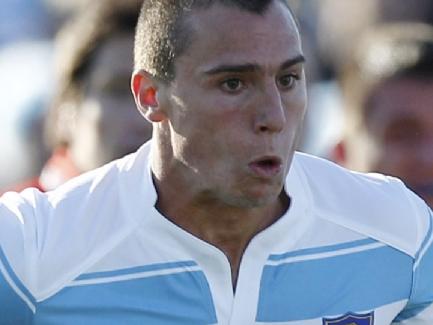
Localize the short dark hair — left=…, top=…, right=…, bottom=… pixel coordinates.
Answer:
left=339, top=23, right=433, bottom=127
left=134, top=0, right=294, bottom=82
left=46, top=0, right=143, bottom=147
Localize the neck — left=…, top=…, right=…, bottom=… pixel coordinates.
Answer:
left=155, top=181, right=289, bottom=290
left=150, top=134, right=290, bottom=289
left=151, top=140, right=289, bottom=289
left=156, top=184, right=289, bottom=243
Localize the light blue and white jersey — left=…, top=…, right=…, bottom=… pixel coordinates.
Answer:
left=1, top=142, right=433, bottom=325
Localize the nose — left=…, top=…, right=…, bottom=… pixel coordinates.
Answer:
left=253, top=82, right=286, bottom=134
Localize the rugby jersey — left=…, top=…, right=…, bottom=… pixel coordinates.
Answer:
left=1, top=141, right=433, bottom=325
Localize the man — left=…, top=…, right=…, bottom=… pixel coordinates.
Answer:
left=1, top=1, right=433, bottom=324
left=334, top=23, right=433, bottom=208
left=2, top=0, right=152, bottom=192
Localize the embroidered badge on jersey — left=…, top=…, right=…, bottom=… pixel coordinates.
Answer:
left=322, top=311, right=374, bottom=325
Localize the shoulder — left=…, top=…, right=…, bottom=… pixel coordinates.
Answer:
left=0, top=143, right=153, bottom=300
left=292, top=151, right=431, bottom=257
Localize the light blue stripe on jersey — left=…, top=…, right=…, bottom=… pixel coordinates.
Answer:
left=75, top=260, right=198, bottom=281
left=415, top=209, right=433, bottom=261
left=35, top=264, right=217, bottom=325
left=0, top=247, right=34, bottom=324
left=268, top=238, right=377, bottom=261
left=395, top=210, right=433, bottom=322
left=257, top=243, right=413, bottom=322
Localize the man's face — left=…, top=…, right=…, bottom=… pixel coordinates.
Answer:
left=351, top=78, right=433, bottom=207
left=158, top=1, right=306, bottom=208
left=70, top=33, right=152, bottom=171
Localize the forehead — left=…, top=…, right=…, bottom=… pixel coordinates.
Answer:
left=176, top=1, right=302, bottom=72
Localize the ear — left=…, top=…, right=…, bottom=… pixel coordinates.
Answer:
left=331, top=140, right=347, bottom=165
left=131, top=70, right=167, bottom=123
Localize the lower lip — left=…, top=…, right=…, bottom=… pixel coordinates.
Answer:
left=248, top=162, right=282, bottom=178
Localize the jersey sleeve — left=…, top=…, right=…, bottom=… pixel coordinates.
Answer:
left=0, top=190, right=42, bottom=324
left=393, top=199, right=433, bottom=324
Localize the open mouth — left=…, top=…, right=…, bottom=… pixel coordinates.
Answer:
left=257, top=158, right=280, bottom=168
left=249, top=156, right=282, bottom=178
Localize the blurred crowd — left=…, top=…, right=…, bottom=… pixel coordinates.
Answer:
left=1, top=0, right=433, bottom=206
left=0, top=0, right=151, bottom=192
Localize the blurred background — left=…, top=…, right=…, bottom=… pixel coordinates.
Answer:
left=0, top=0, right=149, bottom=191
left=1, top=0, right=433, bottom=190
left=289, top=0, right=433, bottom=156
left=0, top=0, right=87, bottom=188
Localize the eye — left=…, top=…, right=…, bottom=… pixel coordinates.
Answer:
left=277, top=74, right=298, bottom=90
left=221, top=78, right=244, bottom=93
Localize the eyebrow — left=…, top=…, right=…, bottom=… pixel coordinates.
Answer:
left=203, top=54, right=305, bottom=75
left=280, top=55, right=305, bottom=70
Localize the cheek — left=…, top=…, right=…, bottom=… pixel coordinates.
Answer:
left=280, top=91, right=307, bottom=139
left=285, top=85, right=307, bottom=118
left=173, top=117, right=243, bottom=173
